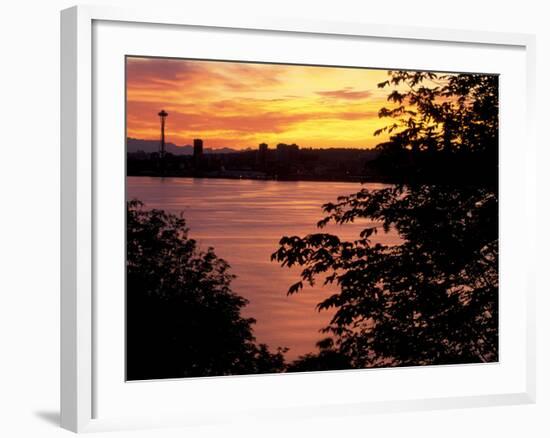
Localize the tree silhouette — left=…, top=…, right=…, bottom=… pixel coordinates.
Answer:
left=272, top=71, right=498, bottom=368
left=286, top=338, right=352, bottom=372
left=127, top=200, right=286, bottom=380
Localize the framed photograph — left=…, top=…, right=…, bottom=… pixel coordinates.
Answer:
left=61, top=5, right=536, bottom=432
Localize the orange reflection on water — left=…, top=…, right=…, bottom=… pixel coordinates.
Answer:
left=127, top=177, right=400, bottom=360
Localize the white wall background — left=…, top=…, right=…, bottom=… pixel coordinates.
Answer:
left=0, top=0, right=546, bottom=436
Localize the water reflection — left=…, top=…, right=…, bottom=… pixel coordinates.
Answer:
left=127, top=177, right=399, bottom=359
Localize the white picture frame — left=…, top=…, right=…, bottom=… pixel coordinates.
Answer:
left=60, top=4, right=536, bottom=433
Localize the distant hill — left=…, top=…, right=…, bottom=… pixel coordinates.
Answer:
left=127, top=138, right=238, bottom=155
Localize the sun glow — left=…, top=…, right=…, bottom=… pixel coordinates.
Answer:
left=126, top=57, right=399, bottom=150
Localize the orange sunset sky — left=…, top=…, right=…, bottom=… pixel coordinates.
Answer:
left=126, top=57, right=406, bottom=150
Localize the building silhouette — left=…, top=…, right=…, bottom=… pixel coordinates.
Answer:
left=157, top=110, right=168, bottom=174
left=256, top=143, right=269, bottom=168
left=193, top=139, right=204, bottom=168
left=276, top=143, right=299, bottom=164
left=158, top=110, right=168, bottom=157
left=193, top=139, right=204, bottom=156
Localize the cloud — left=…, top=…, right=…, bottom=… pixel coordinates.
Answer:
left=126, top=57, right=201, bottom=89
left=316, top=87, right=372, bottom=100
left=218, top=63, right=283, bottom=89
left=127, top=98, right=378, bottom=137
left=125, top=58, right=391, bottom=148
left=126, top=57, right=284, bottom=93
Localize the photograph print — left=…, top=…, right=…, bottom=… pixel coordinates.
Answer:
left=126, top=56, right=498, bottom=381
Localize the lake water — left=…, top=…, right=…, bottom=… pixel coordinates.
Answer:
left=127, top=177, right=399, bottom=360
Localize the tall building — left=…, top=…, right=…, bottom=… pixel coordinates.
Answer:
left=193, top=138, right=204, bottom=168
left=158, top=110, right=168, bottom=157
left=257, top=143, right=268, bottom=168
left=157, top=110, right=168, bottom=175
left=193, top=139, right=204, bottom=156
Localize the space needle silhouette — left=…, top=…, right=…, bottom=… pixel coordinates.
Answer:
left=158, top=109, right=168, bottom=174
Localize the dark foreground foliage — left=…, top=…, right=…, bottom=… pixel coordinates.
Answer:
left=126, top=200, right=286, bottom=380
left=286, top=338, right=352, bottom=372
left=272, top=71, right=499, bottom=368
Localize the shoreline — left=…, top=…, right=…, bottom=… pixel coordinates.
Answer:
left=126, top=173, right=394, bottom=185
